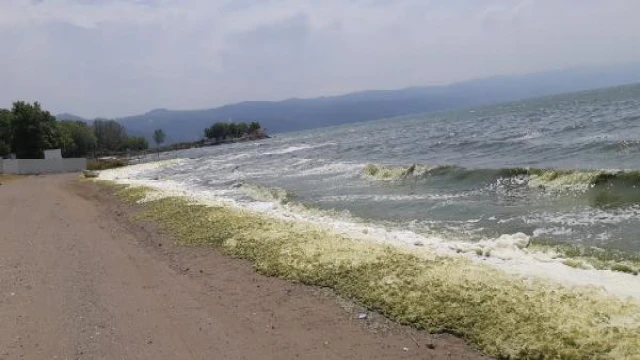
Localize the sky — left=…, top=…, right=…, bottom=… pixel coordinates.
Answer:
left=1, top=0, right=640, bottom=118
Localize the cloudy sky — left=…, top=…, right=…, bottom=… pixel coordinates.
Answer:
left=1, top=0, right=639, bottom=118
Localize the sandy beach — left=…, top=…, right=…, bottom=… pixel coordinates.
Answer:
left=0, top=174, right=486, bottom=359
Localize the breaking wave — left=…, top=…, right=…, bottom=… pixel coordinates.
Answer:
left=363, top=163, right=640, bottom=186
left=362, top=163, right=640, bottom=205
left=236, top=183, right=294, bottom=204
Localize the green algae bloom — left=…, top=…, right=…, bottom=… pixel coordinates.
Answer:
left=530, top=241, right=640, bottom=275
left=363, top=164, right=429, bottom=180
left=562, top=259, right=588, bottom=269
left=611, top=264, right=639, bottom=276
left=103, top=182, right=640, bottom=359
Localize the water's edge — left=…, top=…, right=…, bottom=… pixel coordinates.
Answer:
left=92, top=173, right=640, bottom=359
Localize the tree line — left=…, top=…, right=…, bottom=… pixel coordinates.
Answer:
left=0, top=101, right=148, bottom=159
left=204, top=121, right=262, bottom=141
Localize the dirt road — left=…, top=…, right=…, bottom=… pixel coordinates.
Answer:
left=0, top=175, right=486, bottom=359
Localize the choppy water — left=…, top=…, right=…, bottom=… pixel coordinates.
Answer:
left=136, top=84, right=640, bottom=253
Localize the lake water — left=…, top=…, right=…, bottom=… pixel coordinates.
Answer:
left=130, top=83, right=640, bottom=254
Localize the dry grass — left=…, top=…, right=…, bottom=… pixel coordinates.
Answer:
left=103, top=183, right=640, bottom=359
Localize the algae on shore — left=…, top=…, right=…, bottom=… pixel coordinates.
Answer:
left=530, top=241, right=640, bottom=275
left=104, top=183, right=640, bottom=359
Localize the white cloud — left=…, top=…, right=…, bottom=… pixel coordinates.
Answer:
left=1, top=0, right=640, bottom=117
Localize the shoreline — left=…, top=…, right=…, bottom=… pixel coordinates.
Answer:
left=78, top=178, right=487, bottom=359
left=93, top=166, right=640, bottom=359
left=99, top=161, right=640, bottom=302
left=0, top=174, right=486, bottom=359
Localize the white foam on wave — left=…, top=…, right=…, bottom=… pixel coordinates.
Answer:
left=527, top=207, right=640, bottom=226
left=109, top=159, right=185, bottom=179
left=293, top=162, right=362, bottom=178
left=317, top=193, right=465, bottom=202
left=262, top=142, right=334, bottom=155
left=210, top=152, right=254, bottom=162
left=532, top=227, right=573, bottom=237
left=262, top=146, right=309, bottom=155
left=99, top=162, right=640, bottom=301
left=513, top=129, right=544, bottom=141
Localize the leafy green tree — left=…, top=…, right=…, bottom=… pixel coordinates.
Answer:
left=226, top=123, right=238, bottom=139
left=0, top=109, right=13, bottom=157
left=235, top=122, right=249, bottom=137
left=57, top=123, right=76, bottom=157
left=10, top=101, right=59, bottom=159
left=121, top=136, right=149, bottom=151
left=93, top=119, right=127, bottom=152
left=57, top=120, right=97, bottom=157
left=74, top=122, right=98, bottom=156
left=220, top=123, right=230, bottom=139
left=204, top=121, right=259, bottom=141
left=153, top=129, right=166, bottom=147
left=248, top=121, right=261, bottom=134
left=205, top=122, right=228, bottom=141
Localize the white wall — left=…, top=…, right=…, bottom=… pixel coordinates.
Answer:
left=2, top=160, right=19, bottom=174
left=0, top=158, right=86, bottom=174
left=44, top=149, right=63, bottom=160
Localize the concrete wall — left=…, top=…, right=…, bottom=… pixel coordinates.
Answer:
left=2, top=160, right=19, bottom=174
left=0, top=158, right=86, bottom=175
left=44, top=149, right=63, bottom=160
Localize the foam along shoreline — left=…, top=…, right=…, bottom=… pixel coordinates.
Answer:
left=99, top=161, right=640, bottom=302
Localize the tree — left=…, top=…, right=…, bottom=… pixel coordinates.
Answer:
left=205, top=122, right=228, bottom=141
left=226, top=123, right=238, bottom=139
left=121, top=136, right=149, bottom=151
left=57, top=120, right=97, bottom=157
left=204, top=121, right=257, bottom=141
left=93, top=119, right=127, bottom=152
left=10, top=101, right=59, bottom=159
left=248, top=121, right=261, bottom=134
left=57, top=123, right=76, bottom=157
left=235, top=122, right=249, bottom=138
left=153, top=129, right=166, bottom=147
left=0, top=109, right=13, bottom=158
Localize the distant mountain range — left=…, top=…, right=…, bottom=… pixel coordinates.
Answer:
left=56, top=113, right=90, bottom=122
left=58, top=63, right=640, bottom=145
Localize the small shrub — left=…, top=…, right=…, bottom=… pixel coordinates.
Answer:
left=87, top=158, right=128, bottom=171
left=82, top=170, right=99, bottom=178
